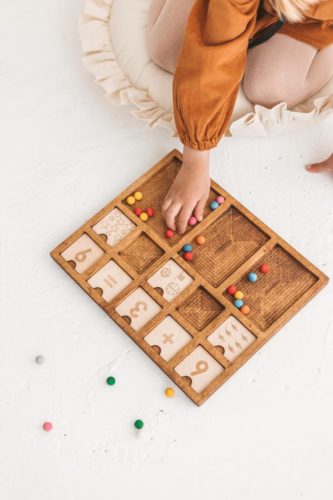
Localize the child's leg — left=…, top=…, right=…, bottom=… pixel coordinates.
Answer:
left=243, top=33, right=333, bottom=108
left=146, top=0, right=195, bottom=73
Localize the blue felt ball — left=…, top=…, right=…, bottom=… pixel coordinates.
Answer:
left=234, top=299, right=244, bottom=309
left=247, top=272, right=257, bottom=282
left=210, top=201, right=219, bottom=210
left=182, top=244, right=193, bottom=253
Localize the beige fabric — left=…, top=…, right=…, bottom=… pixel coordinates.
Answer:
left=79, top=0, right=333, bottom=138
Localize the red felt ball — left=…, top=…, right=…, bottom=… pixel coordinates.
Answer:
left=133, top=207, right=142, bottom=216
left=43, top=421, right=53, bottom=432
left=146, top=207, right=154, bottom=217
left=165, top=229, right=174, bottom=239
left=260, top=263, right=270, bottom=273
left=183, top=251, right=193, bottom=261
left=227, top=285, right=237, bottom=295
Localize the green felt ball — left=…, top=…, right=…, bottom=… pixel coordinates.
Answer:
left=106, top=376, right=116, bottom=386
left=134, top=419, right=144, bottom=430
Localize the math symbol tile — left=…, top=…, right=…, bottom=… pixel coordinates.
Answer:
left=144, top=316, right=192, bottom=361
left=207, top=316, right=256, bottom=362
left=87, top=260, right=132, bottom=302
left=92, top=208, right=135, bottom=247
left=115, top=288, right=161, bottom=331
left=175, top=346, right=224, bottom=393
left=61, top=234, right=104, bottom=273
left=147, top=259, right=193, bottom=302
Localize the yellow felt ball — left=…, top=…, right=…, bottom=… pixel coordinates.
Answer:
left=234, top=291, right=244, bottom=300
left=165, top=387, right=174, bottom=398
left=134, top=191, right=143, bottom=201
left=126, top=195, right=135, bottom=206
left=139, top=212, right=148, bottom=222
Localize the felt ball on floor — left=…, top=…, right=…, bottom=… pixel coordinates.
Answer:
left=42, top=422, right=53, bottom=432
left=216, top=196, right=225, bottom=204
left=35, top=355, right=45, bottom=365
left=247, top=272, right=257, bottom=282
left=234, top=299, right=244, bottom=309
left=126, top=195, right=136, bottom=205
left=165, top=229, right=174, bottom=238
left=210, top=200, right=219, bottom=210
left=182, top=244, right=192, bottom=252
left=227, top=285, right=237, bottom=295
left=133, top=207, right=142, bottom=216
left=184, top=252, right=193, bottom=261
left=234, top=290, right=244, bottom=300
left=139, top=212, right=148, bottom=222
left=146, top=207, right=154, bottom=217
left=134, top=419, right=144, bottom=430
left=106, top=376, right=116, bottom=386
left=241, top=305, right=250, bottom=315
left=134, top=191, right=143, bottom=201
left=188, top=216, right=197, bottom=226
left=196, top=235, right=205, bottom=245
left=165, top=387, right=174, bottom=398
left=260, top=263, right=270, bottom=273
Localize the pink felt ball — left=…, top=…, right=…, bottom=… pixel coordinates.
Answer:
left=43, top=421, right=53, bottom=432
left=188, top=216, right=197, bottom=226
left=216, top=196, right=225, bottom=204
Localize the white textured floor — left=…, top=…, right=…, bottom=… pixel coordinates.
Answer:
left=1, top=1, right=333, bottom=499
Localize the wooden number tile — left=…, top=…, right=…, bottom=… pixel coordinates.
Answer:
left=144, top=316, right=192, bottom=361
left=92, top=208, right=136, bottom=247
left=115, top=288, right=161, bottom=331
left=61, top=234, right=104, bottom=274
left=87, top=260, right=132, bottom=302
left=175, top=346, right=224, bottom=393
left=147, top=259, right=193, bottom=302
left=207, top=316, right=256, bottom=362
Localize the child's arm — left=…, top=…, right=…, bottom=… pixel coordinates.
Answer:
left=307, top=155, right=333, bottom=173
left=163, top=0, right=260, bottom=233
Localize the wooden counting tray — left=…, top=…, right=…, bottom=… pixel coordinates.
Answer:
left=51, top=149, right=329, bottom=406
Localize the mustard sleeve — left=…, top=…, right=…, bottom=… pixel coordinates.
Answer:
left=172, top=0, right=259, bottom=150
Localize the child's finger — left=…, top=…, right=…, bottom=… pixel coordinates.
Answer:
left=161, top=197, right=172, bottom=214
left=164, top=202, right=182, bottom=231
left=306, top=155, right=333, bottom=173
left=177, top=201, right=197, bottom=235
left=193, top=197, right=206, bottom=222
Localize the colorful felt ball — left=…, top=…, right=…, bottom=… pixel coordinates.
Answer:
left=234, top=291, right=244, bottom=300
left=196, top=235, right=205, bottom=245
left=35, top=355, right=45, bottom=364
left=146, top=207, right=154, bottom=217
left=227, top=285, right=237, bottom=295
left=234, top=299, right=244, bottom=309
left=210, top=200, right=219, bottom=210
left=182, top=244, right=192, bottom=252
left=188, top=216, right=197, bottom=226
left=139, top=212, right=149, bottom=222
left=133, top=207, right=142, bottom=216
left=134, top=419, right=144, bottom=430
left=241, top=305, right=250, bottom=315
left=247, top=272, right=257, bottom=282
left=216, top=196, right=225, bottom=204
left=260, top=263, right=270, bottom=273
left=126, top=195, right=136, bottom=205
left=165, top=229, right=174, bottom=238
left=134, top=191, right=143, bottom=201
left=183, top=252, right=193, bottom=262
left=43, top=421, right=53, bottom=432
left=165, top=387, right=175, bottom=398
left=106, top=376, right=116, bottom=386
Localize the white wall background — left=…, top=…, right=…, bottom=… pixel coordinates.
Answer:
left=1, top=1, right=333, bottom=499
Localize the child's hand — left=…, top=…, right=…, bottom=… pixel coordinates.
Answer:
left=306, top=154, right=333, bottom=173
left=162, top=146, right=211, bottom=234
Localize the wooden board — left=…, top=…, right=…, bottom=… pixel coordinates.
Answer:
left=50, top=149, right=329, bottom=405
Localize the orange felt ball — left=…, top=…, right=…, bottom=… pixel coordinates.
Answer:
left=196, top=235, right=206, bottom=245
left=241, top=305, right=250, bottom=315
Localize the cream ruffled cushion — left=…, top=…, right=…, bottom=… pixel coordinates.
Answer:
left=79, top=0, right=333, bottom=138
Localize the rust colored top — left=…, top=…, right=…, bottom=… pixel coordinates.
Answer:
left=172, top=0, right=333, bottom=150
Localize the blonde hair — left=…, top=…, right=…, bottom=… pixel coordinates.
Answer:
left=269, top=0, right=319, bottom=23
